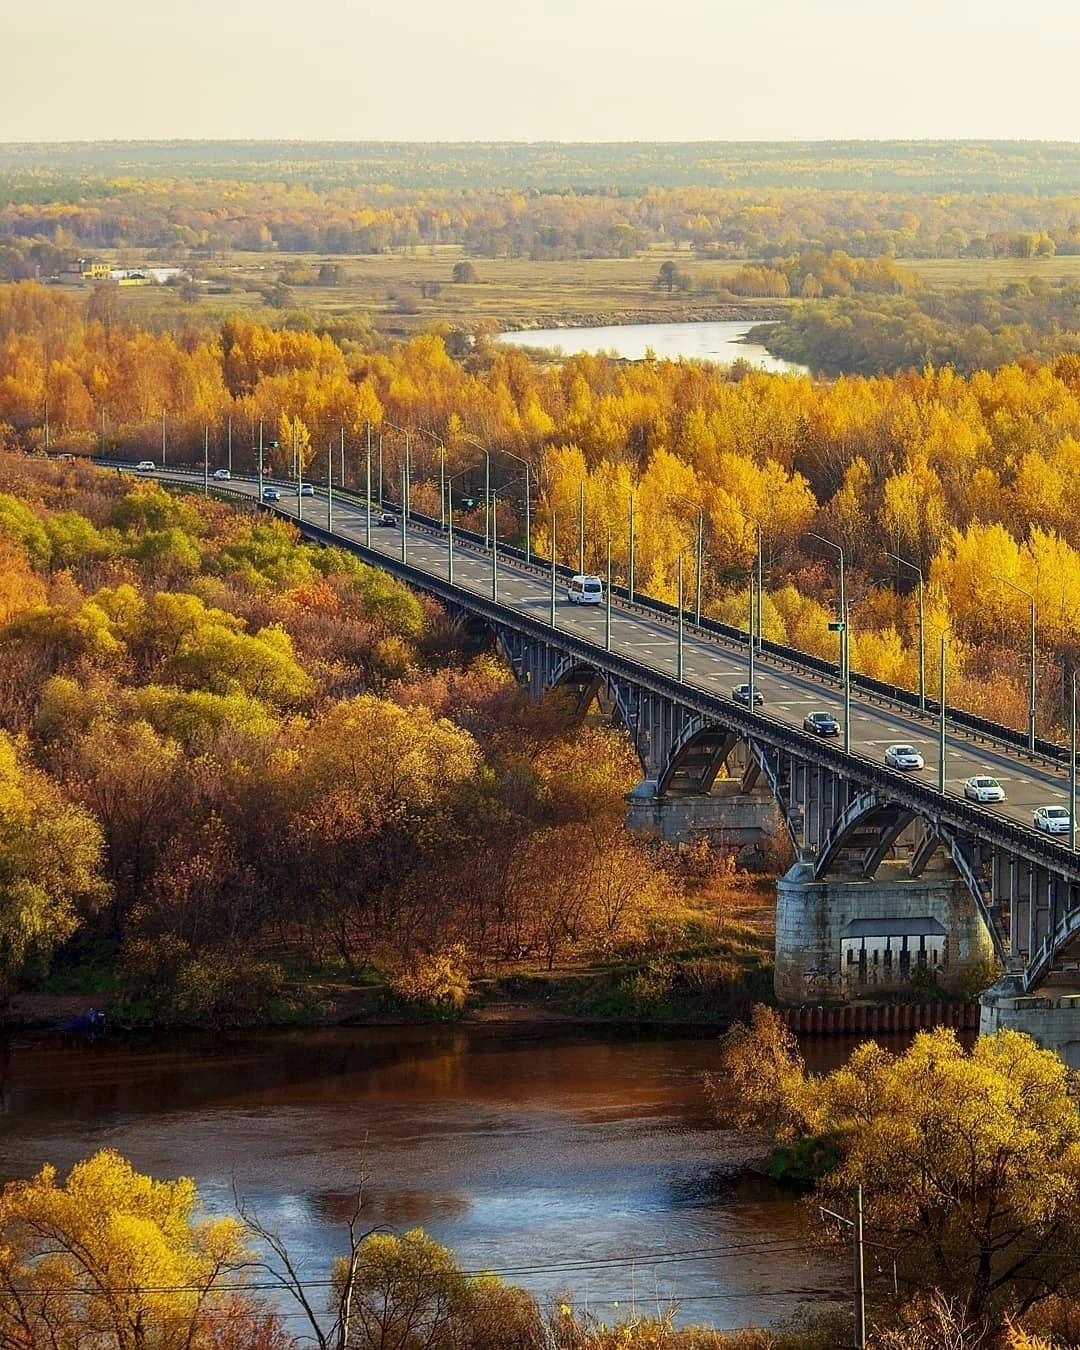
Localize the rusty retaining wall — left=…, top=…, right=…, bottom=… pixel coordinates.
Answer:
left=777, top=1001, right=979, bottom=1036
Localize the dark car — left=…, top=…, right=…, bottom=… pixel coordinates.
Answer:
left=377, top=511, right=396, bottom=527
left=731, top=683, right=763, bottom=707
left=262, top=486, right=281, bottom=502
left=803, top=710, right=840, bottom=736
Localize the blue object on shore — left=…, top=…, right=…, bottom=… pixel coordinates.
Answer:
left=63, top=1008, right=106, bottom=1037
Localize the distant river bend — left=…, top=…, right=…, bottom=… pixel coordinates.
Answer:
left=496, top=319, right=807, bottom=374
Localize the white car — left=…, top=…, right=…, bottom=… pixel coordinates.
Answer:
left=212, top=468, right=231, bottom=480
left=566, top=574, right=603, bottom=605
left=964, top=775, right=1006, bottom=804
left=1034, top=805, right=1071, bottom=835
left=884, top=744, right=924, bottom=771
left=135, top=460, right=155, bottom=472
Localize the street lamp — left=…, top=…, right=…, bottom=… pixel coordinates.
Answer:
left=993, top=573, right=1037, bottom=754
left=806, top=532, right=846, bottom=683
left=446, top=463, right=484, bottom=586
left=677, top=554, right=685, bottom=682
left=938, top=603, right=988, bottom=793
left=383, top=421, right=413, bottom=521
left=670, top=495, right=705, bottom=627
left=578, top=480, right=585, bottom=575
left=627, top=491, right=636, bottom=605
left=1070, top=670, right=1078, bottom=853
left=886, top=551, right=926, bottom=713
left=730, top=504, right=763, bottom=650
left=486, top=444, right=532, bottom=563
left=488, top=477, right=526, bottom=602
left=836, top=579, right=891, bottom=756
left=550, top=511, right=557, bottom=627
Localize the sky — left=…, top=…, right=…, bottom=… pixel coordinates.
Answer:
left=7, top=0, right=1080, bottom=144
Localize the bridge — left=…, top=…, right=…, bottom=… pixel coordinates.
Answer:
left=149, top=467, right=1080, bottom=1062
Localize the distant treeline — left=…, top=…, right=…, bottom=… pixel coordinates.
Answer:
left=3, top=139, right=1080, bottom=191
left=2, top=147, right=1080, bottom=271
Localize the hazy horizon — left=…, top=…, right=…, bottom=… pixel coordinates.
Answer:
left=9, top=0, right=1080, bottom=145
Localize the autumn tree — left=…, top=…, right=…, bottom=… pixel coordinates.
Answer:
left=0, top=730, right=107, bottom=1001
left=710, top=1012, right=1080, bottom=1332
left=0, top=1149, right=292, bottom=1350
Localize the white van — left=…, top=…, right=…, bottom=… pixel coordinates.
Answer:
left=567, top=574, right=604, bottom=605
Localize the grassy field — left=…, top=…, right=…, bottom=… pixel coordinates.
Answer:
left=61, top=247, right=1080, bottom=342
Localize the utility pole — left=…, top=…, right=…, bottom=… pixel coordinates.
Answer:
left=820, top=1186, right=866, bottom=1350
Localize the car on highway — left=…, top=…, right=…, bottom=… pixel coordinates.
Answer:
left=732, top=683, right=764, bottom=707
left=884, top=744, right=924, bottom=771
left=803, top=710, right=840, bottom=736
left=377, top=511, right=396, bottom=527
left=566, top=574, right=604, bottom=605
left=964, top=775, right=1006, bottom=803
left=212, top=468, right=231, bottom=480
left=1034, top=804, right=1071, bottom=835
left=135, top=460, right=155, bottom=472
left=298, top=483, right=315, bottom=497
left=262, top=487, right=281, bottom=501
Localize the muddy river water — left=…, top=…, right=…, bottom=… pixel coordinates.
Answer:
left=0, top=1023, right=853, bottom=1333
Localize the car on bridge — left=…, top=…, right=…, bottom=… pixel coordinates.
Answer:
left=964, top=775, right=1006, bottom=803
left=884, top=743, right=925, bottom=770
left=135, top=460, right=155, bottom=472
left=294, top=483, right=315, bottom=497
left=732, top=683, right=763, bottom=707
left=377, top=511, right=396, bottom=527
left=1034, top=804, right=1071, bottom=835
left=803, top=710, right=840, bottom=736
left=262, top=487, right=281, bottom=501
left=212, top=468, right=231, bottom=480
left=567, top=574, right=604, bottom=605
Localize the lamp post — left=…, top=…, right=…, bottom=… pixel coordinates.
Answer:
left=446, top=463, right=485, bottom=585
left=486, top=445, right=532, bottom=562
left=730, top=505, right=763, bottom=650
left=605, top=531, right=612, bottom=652
left=550, top=511, right=557, bottom=628
left=807, top=532, right=846, bottom=683
left=203, top=426, right=209, bottom=496
left=670, top=495, right=705, bottom=626
left=258, top=421, right=264, bottom=500
left=938, top=603, right=988, bottom=793
left=748, top=574, right=756, bottom=713
left=677, top=554, right=685, bottom=682
left=1072, top=670, right=1077, bottom=852
left=578, top=480, right=585, bottom=575
left=886, top=551, right=925, bottom=713
left=834, top=579, right=890, bottom=755
left=993, top=574, right=1037, bottom=754
left=380, top=421, right=417, bottom=522
left=326, top=440, right=333, bottom=533
left=628, top=491, right=636, bottom=605
left=365, top=423, right=372, bottom=548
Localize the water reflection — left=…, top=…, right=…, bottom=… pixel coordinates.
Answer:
left=0, top=1025, right=847, bottom=1330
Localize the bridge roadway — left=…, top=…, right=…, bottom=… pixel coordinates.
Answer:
left=139, top=467, right=1080, bottom=1006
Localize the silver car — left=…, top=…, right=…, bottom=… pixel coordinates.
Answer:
left=884, top=744, right=924, bottom=771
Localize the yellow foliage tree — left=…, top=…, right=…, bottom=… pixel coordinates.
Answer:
left=0, top=1149, right=287, bottom=1349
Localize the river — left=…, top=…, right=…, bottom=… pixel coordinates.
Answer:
left=0, top=1023, right=850, bottom=1335
left=496, top=319, right=806, bottom=374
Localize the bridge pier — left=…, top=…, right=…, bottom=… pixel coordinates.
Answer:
left=979, top=979, right=1080, bottom=1068
left=626, top=780, right=780, bottom=850
left=774, top=859, right=995, bottom=1004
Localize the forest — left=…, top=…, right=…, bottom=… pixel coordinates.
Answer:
left=2, top=280, right=1080, bottom=744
